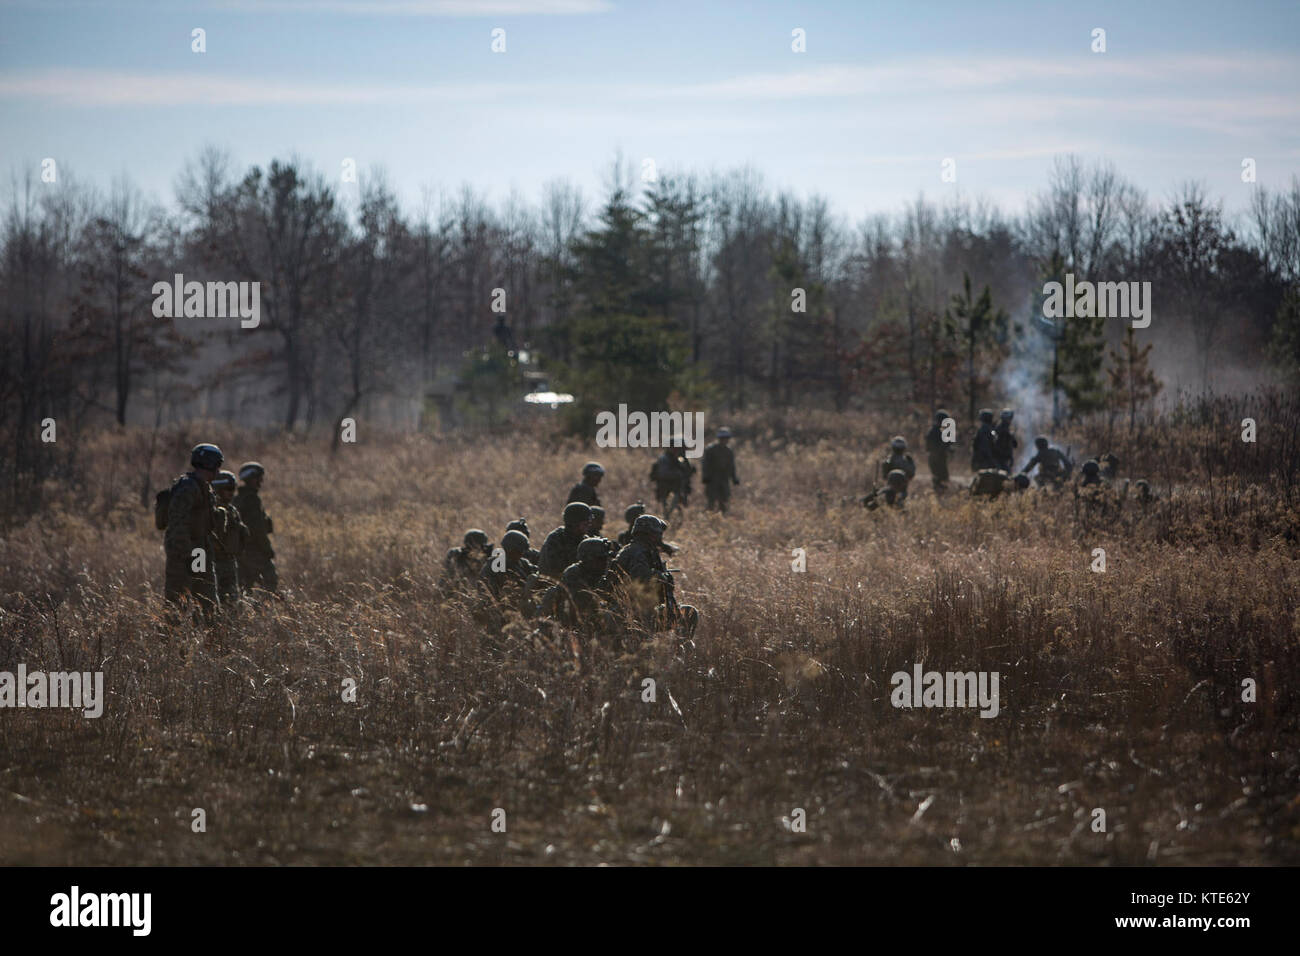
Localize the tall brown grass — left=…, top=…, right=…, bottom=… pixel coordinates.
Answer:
left=1, top=405, right=1297, bottom=865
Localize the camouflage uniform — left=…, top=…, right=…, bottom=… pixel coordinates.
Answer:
left=701, top=433, right=739, bottom=513
left=881, top=451, right=916, bottom=484
left=650, top=451, right=693, bottom=509
left=615, top=516, right=698, bottom=635
left=164, top=472, right=220, bottom=613
left=233, top=484, right=278, bottom=592
left=924, top=410, right=953, bottom=490
left=993, top=412, right=1018, bottom=473
left=211, top=485, right=249, bottom=606
left=970, top=468, right=1009, bottom=498
left=539, top=504, right=593, bottom=579
left=478, top=533, right=538, bottom=622
left=971, top=411, right=999, bottom=471
left=566, top=462, right=605, bottom=507
left=1021, top=440, right=1071, bottom=488
left=541, top=540, right=618, bottom=628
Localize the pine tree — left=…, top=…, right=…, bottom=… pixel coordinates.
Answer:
left=943, top=272, right=1010, bottom=423
left=1107, top=326, right=1162, bottom=432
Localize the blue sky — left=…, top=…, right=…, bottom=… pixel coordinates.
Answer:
left=2, top=0, right=1298, bottom=221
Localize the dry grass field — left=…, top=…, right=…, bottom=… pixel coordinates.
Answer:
left=2, top=400, right=1298, bottom=866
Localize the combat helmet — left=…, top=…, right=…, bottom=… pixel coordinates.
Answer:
left=890, top=435, right=906, bottom=451
left=506, top=518, right=530, bottom=537
left=632, top=514, right=667, bottom=538
left=463, top=529, right=490, bottom=550
left=501, top=530, right=530, bottom=554
left=582, top=462, right=605, bottom=477
left=191, top=443, right=224, bottom=471
left=238, top=461, right=265, bottom=481
left=577, top=537, right=611, bottom=563
left=563, top=502, right=593, bottom=527
left=979, top=409, right=994, bottom=424
left=624, top=501, right=647, bottom=525
left=211, top=469, right=237, bottom=491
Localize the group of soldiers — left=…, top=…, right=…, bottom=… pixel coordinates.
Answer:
left=639, top=428, right=741, bottom=515
left=867, top=407, right=1152, bottom=507
left=440, top=467, right=699, bottom=642
left=159, top=443, right=278, bottom=616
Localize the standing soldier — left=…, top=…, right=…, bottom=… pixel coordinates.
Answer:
left=233, top=461, right=278, bottom=594
left=993, top=409, right=1018, bottom=473
left=701, top=427, right=740, bottom=513
left=971, top=409, right=999, bottom=472
left=566, top=462, right=605, bottom=507
left=925, top=409, right=953, bottom=491
left=163, top=443, right=224, bottom=616
left=650, top=446, right=693, bottom=512
left=538, top=502, right=593, bottom=579
left=210, top=470, right=249, bottom=607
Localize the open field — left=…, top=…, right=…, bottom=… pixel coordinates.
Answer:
left=2, top=404, right=1298, bottom=866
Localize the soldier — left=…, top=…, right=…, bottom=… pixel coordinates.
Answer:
left=650, top=445, right=694, bottom=511
left=618, top=502, right=647, bottom=547
left=163, top=443, right=224, bottom=616
left=993, top=409, right=1018, bottom=472
left=880, top=436, right=916, bottom=487
left=210, top=470, right=249, bottom=606
left=866, top=469, right=910, bottom=509
left=970, top=469, right=1009, bottom=498
left=701, top=427, right=740, bottom=514
left=615, top=514, right=698, bottom=635
left=541, top=537, right=619, bottom=629
left=1134, top=479, right=1155, bottom=505
left=1020, top=436, right=1072, bottom=488
left=589, top=505, right=607, bottom=537
left=566, top=462, right=605, bottom=507
left=1078, top=459, right=1104, bottom=487
left=478, top=529, right=538, bottom=621
left=442, top=529, right=491, bottom=597
left=924, top=409, right=953, bottom=491
left=233, top=461, right=278, bottom=594
left=971, top=409, right=999, bottom=472
left=538, top=502, right=593, bottom=579
left=506, top=517, right=541, bottom=564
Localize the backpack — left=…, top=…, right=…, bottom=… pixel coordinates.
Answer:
left=154, top=488, right=171, bottom=530
left=154, top=475, right=196, bottom=531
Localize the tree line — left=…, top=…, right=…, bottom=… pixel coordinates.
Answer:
left=3, top=149, right=1300, bottom=511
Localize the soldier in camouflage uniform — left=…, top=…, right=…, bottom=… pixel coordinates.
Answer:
left=233, top=462, right=278, bottom=594
left=650, top=446, right=694, bottom=510
left=506, top=517, right=541, bottom=564
left=478, top=529, right=539, bottom=623
left=618, top=502, right=647, bottom=547
left=701, top=427, right=740, bottom=513
left=970, top=468, right=1009, bottom=498
left=163, top=443, right=224, bottom=616
left=924, top=409, right=954, bottom=491
left=1078, top=459, right=1104, bottom=487
left=566, top=462, right=605, bottom=507
left=442, top=529, right=491, bottom=596
left=538, top=502, right=593, bottom=579
left=993, top=409, right=1018, bottom=472
left=615, top=514, right=698, bottom=636
left=865, top=469, right=910, bottom=509
left=210, top=470, right=249, bottom=606
left=971, top=409, right=999, bottom=472
left=541, top=537, right=620, bottom=630
left=1099, top=453, right=1119, bottom=483
left=880, top=436, right=916, bottom=486
left=1021, top=436, right=1072, bottom=488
